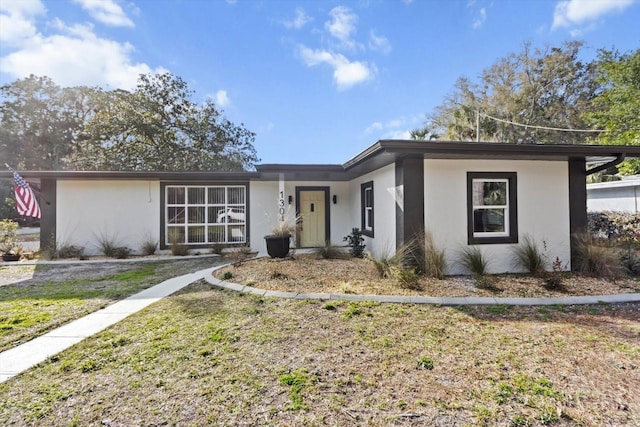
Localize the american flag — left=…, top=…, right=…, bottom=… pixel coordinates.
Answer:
left=8, top=166, right=41, bottom=219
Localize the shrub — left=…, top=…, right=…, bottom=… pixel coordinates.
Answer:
left=140, top=239, right=158, bottom=256
left=388, top=265, right=421, bottom=290
left=170, top=242, right=190, bottom=256
left=211, top=243, right=225, bottom=255
left=423, top=230, right=446, bottom=279
left=620, top=249, right=640, bottom=275
left=511, top=234, right=547, bottom=276
left=588, top=211, right=640, bottom=246
left=572, top=234, right=622, bottom=279
left=459, top=246, right=489, bottom=276
left=366, top=250, right=394, bottom=278
left=96, top=231, right=122, bottom=258
left=544, top=257, right=566, bottom=290
left=316, top=241, right=348, bottom=259
left=343, top=228, right=366, bottom=258
left=112, top=246, right=131, bottom=259
left=0, top=219, right=19, bottom=254
left=57, top=244, right=85, bottom=259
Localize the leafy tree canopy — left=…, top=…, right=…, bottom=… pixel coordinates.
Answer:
left=419, top=41, right=599, bottom=144
left=0, top=73, right=259, bottom=172
left=585, top=48, right=640, bottom=175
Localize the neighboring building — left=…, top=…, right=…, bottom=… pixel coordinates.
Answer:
left=4, top=141, right=640, bottom=274
left=587, top=177, right=640, bottom=213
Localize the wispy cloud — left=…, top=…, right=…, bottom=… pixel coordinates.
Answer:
left=325, top=6, right=358, bottom=50
left=298, top=45, right=375, bottom=90
left=215, top=90, right=230, bottom=108
left=284, top=7, right=311, bottom=30
left=472, top=7, right=486, bottom=29
left=368, top=30, right=391, bottom=54
left=364, top=114, right=423, bottom=138
left=552, top=0, right=636, bottom=30
left=72, top=0, right=134, bottom=27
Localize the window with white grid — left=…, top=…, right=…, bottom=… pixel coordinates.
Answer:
left=165, top=185, right=246, bottom=245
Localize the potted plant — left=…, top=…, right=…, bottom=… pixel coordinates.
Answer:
left=264, top=214, right=301, bottom=259
left=1, top=219, right=22, bottom=262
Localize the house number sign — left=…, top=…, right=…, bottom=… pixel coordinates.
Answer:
left=278, top=174, right=285, bottom=222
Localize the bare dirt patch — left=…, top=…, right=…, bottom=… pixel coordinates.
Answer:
left=215, top=254, right=640, bottom=297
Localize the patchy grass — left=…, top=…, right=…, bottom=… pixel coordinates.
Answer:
left=0, top=281, right=638, bottom=426
left=0, top=258, right=221, bottom=352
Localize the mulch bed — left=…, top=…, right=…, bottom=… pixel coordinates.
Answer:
left=215, top=254, right=640, bottom=298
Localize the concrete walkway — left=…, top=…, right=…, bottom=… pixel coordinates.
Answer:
left=2, top=259, right=639, bottom=384
left=0, top=266, right=217, bottom=383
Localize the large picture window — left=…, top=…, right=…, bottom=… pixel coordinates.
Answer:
left=165, top=185, right=246, bottom=245
left=467, top=172, right=517, bottom=244
left=361, top=181, right=374, bottom=237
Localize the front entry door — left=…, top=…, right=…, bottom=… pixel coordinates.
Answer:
left=299, top=190, right=327, bottom=247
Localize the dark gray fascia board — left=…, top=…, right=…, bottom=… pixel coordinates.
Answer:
left=255, top=164, right=348, bottom=181
left=0, top=170, right=261, bottom=181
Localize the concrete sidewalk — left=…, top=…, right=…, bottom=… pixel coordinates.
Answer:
left=0, top=266, right=216, bottom=383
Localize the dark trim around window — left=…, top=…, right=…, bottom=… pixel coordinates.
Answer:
left=160, top=181, right=250, bottom=250
left=467, top=172, right=518, bottom=245
left=361, top=181, right=374, bottom=237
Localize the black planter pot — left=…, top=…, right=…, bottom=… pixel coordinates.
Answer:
left=2, top=253, right=21, bottom=262
left=265, top=235, right=291, bottom=258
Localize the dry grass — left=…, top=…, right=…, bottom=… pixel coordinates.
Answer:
left=215, top=254, right=640, bottom=298
left=0, top=281, right=638, bottom=426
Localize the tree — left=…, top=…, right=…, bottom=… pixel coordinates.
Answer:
left=78, top=73, right=259, bottom=171
left=0, top=75, right=102, bottom=170
left=585, top=48, right=640, bottom=175
left=426, top=41, right=599, bottom=144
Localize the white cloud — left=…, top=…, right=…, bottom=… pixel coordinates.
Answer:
left=472, top=7, right=486, bottom=29
left=368, top=30, right=391, bottom=54
left=1, top=18, right=164, bottom=90
left=552, top=0, right=636, bottom=29
left=0, top=0, right=46, bottom=46
left=298, top=45, right=374, bottom=90
left=72, top=0, right=134, bottom=27
left=325, top=6, right=358, bottom=49
left=215, top=90, right=230, bottom=108
left=364, top=114, right=423, bottom=136
left=284, top=7, right=311, bottom=30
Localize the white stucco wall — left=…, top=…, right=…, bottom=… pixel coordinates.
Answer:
left=57, top=180, right=161, bottom=255
left=424, top=159, right=571, bottom=274
left=248, top=180, right=352, bottom=253
left=587, top=179, right=640, bottom=213
left=349, top=164, right=397, bottom=258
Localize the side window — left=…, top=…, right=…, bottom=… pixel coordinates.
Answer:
left=467, top=172, right=517, bottom=244
left=361, top=181, right=374, bottom=237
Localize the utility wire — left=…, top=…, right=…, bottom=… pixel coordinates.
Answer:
left=478, top=111, right=608, bottom=133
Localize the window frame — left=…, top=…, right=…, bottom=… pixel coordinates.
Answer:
left=361, top=181, right=374, bottom=237
left=467, top=172, right=518, bottom=245
left=161, top=183, right=248, bottom=248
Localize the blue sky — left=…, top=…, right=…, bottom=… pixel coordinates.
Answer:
left=0, top=0, right=638, bottom=165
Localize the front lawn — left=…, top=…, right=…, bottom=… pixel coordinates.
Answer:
left=0, top=258, right=221, bottom=352
left=1, top=281, right=638, bottom=426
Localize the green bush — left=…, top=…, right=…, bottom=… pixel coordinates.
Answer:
left=343, top=228, right=366, bottom=258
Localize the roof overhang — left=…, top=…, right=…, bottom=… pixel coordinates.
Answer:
left=3, top=141, right=639, bottom=183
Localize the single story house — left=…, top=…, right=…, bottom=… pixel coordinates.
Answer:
left=587, top=176, right=640, bottom=213
left=4, top=140, right=640, bottom=274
